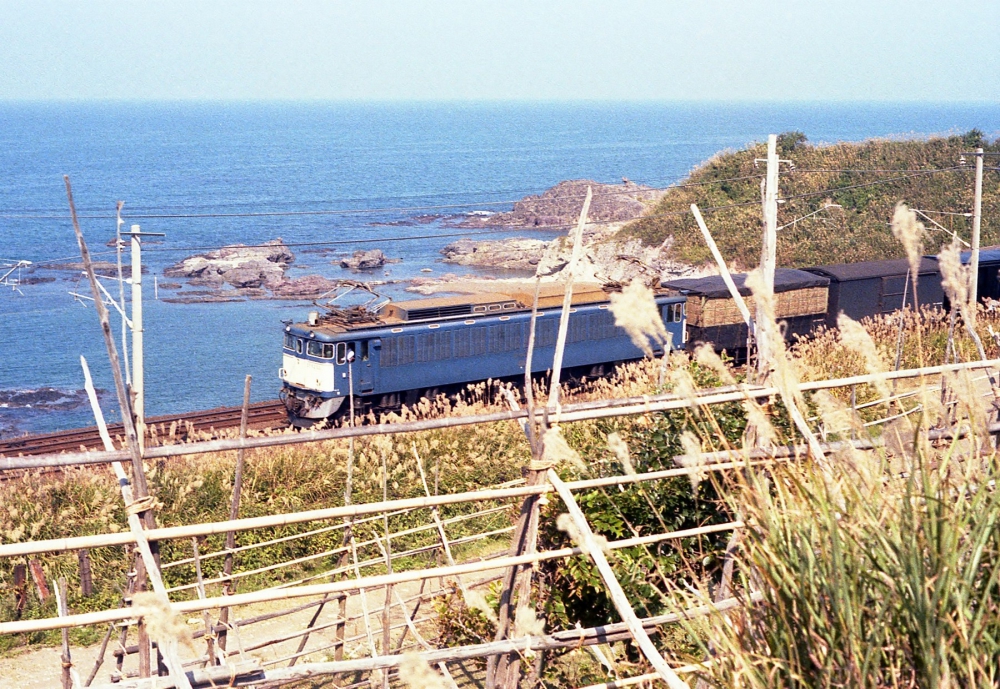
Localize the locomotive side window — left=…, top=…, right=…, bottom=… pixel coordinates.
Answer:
left=284, top=333, right=295, bottom=349
left=336, top=342, right=347, bottom=364
left=360, top=340, right=369, bottom=361
left=295, top=339, right=303, bottom=354
left=672, top=303, right=684, bottom=322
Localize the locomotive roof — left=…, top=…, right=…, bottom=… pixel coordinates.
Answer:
left=300, top=282, right=677, bottom=334
left=806, top=257, right=940, bottom=281
left=661, top=268, right=828, bottom=299
left=961, top=247, right=1000, bottom=265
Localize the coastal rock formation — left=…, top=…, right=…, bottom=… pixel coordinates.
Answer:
left=339, top=249, right=395, bottom=271
left=164, top=239, right=294, bottom=289
left=42, top=262, right=146, bottom=278
left=438, top=229, right=687, bottom=286
left=441, top=238, right=547, bottom=270
left=270, top=275, right=342, bottom=299
left=461, top=180, right=664, bottom=229
left=0, top=387, right=94, bottom=411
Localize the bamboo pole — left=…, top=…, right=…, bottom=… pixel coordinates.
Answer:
left=0, top=436, right=894, bottom=561
left=379, top=449, right=392, bottom=689
left=546, top=469, right=689, bottom=689
left=11, top=357, right=998, bottom=471
left=189, top=539, right=217, bottom=667
left=0, top=522, right=740, bottom=635
left=79, top=357, right=192, bottom=688
left=218, top=375, right=252, bottom=655
left=547, top=186, right=592, bottom=412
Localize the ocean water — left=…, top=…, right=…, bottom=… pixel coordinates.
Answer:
left=1, top=101, right=998, bottom=433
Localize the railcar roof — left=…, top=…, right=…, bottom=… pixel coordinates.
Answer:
left=661, top=268, right=828, bottom=299
left=806, top=257, right=939, bottom=281
left=961, top=247, right=1000, bottom=265
left=293, top=281, right=681, bottom=335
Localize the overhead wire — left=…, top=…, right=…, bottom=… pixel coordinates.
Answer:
left=0, top=173, right=766, bottom=220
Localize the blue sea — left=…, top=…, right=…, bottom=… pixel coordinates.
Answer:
left=1, top=101, right=998, bottom=434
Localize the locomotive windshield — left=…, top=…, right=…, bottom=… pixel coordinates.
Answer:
left=307, top=341, right=334, bottom=358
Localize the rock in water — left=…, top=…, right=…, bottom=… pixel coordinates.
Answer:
left=441, top=238, right=548, bottom=270
left=340, top=249, right=389, bottom=271
left=461, top=180, right=664, bottom=229
left=163, top=239, right=294, bottom=289
left=270, top=275, right=342, bottom=299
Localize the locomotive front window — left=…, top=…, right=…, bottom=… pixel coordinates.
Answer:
left=336, top=342, right=347, bottom=364
left=283, top=333, right=295, bottom=350
left=307, top=341, right=335, bottom=359
left=295, top=339, right=303, bottom=354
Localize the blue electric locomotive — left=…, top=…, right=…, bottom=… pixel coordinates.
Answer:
left=279, top=283, right=686, bottom=426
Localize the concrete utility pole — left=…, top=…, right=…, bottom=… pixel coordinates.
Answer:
left=971, top=147, right=984, bottom=324
left=131, top=225, right=145, bottom=448
left=122, top=224, right=164, bottom=450
left=758, top=134, right=780, bottom=377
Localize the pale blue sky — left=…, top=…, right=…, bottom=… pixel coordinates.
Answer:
left=1, top=0, right=997, bottom=101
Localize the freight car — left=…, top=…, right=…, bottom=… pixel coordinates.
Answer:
left=279, top=283, right=687, bottom=426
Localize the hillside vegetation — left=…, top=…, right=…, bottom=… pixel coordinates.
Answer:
left=625, top=130, right=1000, bottom=269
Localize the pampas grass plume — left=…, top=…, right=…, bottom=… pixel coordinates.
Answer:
left=609, top=280, right=669, bottom=357
left=399, top=653, right=448, bottom=689
left=891, top=203, right=926, bottom=280
left=606, top=432, right=636, bottom=475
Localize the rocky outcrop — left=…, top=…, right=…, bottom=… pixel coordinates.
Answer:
left=461, top=180, right=664, bottom=229
left=270, top=275, right=342, bottom=299
left=163, top=239, right=294, bottom=289
left=339, top=249, right=397, bottom=271
left=42, top=262, right=146, bottom=278
left=437, top=231, right=704, bottom=287
left=0, top=387, right=94, bottom=411
left=440, top=238, right=547, bottom=270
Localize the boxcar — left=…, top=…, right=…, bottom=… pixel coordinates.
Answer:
left=805, top=257, right=945, bottom=329
left=661, top=269, right=829, bottom=357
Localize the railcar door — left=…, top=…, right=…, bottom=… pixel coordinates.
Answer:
left=354, top=339, right=375, bottom=393
left=879, top=275, right=908, bottom=313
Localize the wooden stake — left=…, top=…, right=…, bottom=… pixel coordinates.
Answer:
left=57, top=577, right=73, bottom=689
left=29, top=560, right=50, bottom=602
left=78, top=549, right=94, bottom=597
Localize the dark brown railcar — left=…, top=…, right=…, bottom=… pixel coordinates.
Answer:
left=805, top=257, right=944, bottom=329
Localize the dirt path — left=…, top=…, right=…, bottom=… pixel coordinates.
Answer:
left=1, top=557, right=506, bottom=689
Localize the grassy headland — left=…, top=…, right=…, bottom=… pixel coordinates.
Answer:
left=624, top=130, right=1000, bottom=268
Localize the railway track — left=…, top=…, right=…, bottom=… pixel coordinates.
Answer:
left=0, top=400, right=289, bottom=458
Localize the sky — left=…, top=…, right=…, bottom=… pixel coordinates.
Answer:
left=0, top=0, right=998, bottom=102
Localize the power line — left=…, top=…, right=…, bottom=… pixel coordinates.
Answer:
left=778, top=167, right=965, bottom=203
left=0, top=174, right=766, bottom=220
left=0, top=165, right=968, bottom=221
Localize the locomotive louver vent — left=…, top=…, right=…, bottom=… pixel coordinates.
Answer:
left=404, top=304, right=474, bottom=320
